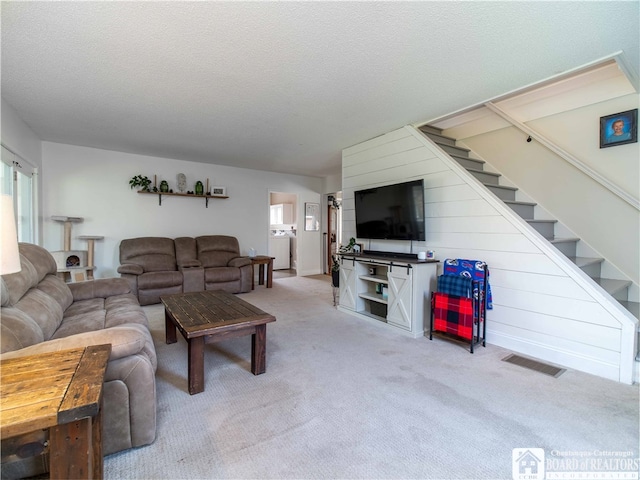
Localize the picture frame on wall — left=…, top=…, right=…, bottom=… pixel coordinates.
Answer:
left=305, top=202, right=320, bottom=231
left=600, top=109, right=637, bottom=148
left=211, top=186, right=227, bottom=197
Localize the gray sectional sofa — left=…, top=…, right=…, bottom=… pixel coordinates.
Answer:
left=118, top=235, right=252, bottom=305
left=0, top=243, right=157, bottom=478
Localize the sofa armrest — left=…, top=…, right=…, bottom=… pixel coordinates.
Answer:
left=0, top=324, right=156, bottom=369
left=228, top=256, right=252, bottom=268
left=69, top=277, right=132, bottom=301
left=178, top=259, right=202, bottom=269
left=118, top=263, right=144, bottom=275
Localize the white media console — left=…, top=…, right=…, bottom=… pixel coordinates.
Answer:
left=337, top=253, right=439, bottom=337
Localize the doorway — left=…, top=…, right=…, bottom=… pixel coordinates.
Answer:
left=269, top=192, right=297, bottom=276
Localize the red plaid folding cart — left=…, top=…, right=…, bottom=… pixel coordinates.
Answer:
left=429, top=259, right=489, bottom=353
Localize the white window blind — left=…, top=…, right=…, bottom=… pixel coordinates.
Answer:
left=1, top=144, right=36, bottom=243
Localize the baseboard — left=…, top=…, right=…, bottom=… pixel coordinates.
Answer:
left=489, top=331, right=626, bottom=383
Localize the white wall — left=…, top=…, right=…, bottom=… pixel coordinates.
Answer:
left=41, top=142, right=325, bottom=277
left=342, top=126, right=637, bottom=383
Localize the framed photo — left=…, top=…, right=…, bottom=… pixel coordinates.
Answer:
left=211, top=186, right=226, bottom=196
left=305, top=202, right=320, bottom=231
left=600, top=109, right=637, bottom=148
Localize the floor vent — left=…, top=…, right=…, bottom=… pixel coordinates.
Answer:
left=502, top=354, right=566, bottom=378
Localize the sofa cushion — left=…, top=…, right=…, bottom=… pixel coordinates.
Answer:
left=1, top=253, right=41, bottom=307
left=196, top=235, right=241, bottom=268
left=52, top=309, right=106, bottom=338
left=11, top=288, right=64, bottom=342
left=0, top=308, right=45, bottom=353
left=119, top=237, right=177, bottom=272
left=204, top=267, right=240, bottom=283
left=175, top=237, right=198, bottom=266
left=57, top=293, right=150, bottom=337
left=137, top=271, right=183, bottom=290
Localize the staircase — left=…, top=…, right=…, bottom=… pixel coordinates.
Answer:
left=418, top=124, right=640, bottom=371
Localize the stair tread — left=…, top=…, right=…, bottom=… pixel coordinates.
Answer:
left=618, top=300, right=640, bottom=320
left=418, top=124, right=443, bottom=135
left=451, top=153, right=484, bottom=164
left=550, top=237, right=581, bottom=244
left=466, top=167, right=501, bottom=177
left=526, top=219, right=558, bottom=224
left=422, top=130, right=456, bottom=143
left=488, top=184, right=518, bottom=192
left=568, top=256, right=604, bottom=268
left=592, top=277, right=632, bottom=293
left=504, top=200, right=537, bottom=206
left=438, top=143, right=471, bottom=153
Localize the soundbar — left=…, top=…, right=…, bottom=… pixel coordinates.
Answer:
left=362, top=250, right=418, bottom=260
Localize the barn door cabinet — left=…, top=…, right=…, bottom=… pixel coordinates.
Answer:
left=338, top=254, right=438, bottom=338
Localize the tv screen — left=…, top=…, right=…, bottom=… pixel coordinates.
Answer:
left=354, top=179, right=425, bottom=241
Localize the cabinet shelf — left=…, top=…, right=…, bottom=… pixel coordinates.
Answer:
left=359, top=274, right=388, bottom=284
left=358, top=292, right=388, bottom=304
left=138, top=190, right=229, bottom=208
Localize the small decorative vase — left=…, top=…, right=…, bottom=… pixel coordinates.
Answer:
left=195, top=181, right=204, bottom=195
left=160, top=180, right=169, bottom=193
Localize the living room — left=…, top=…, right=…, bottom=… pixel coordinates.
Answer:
left=1, top=2, right=639, bottom=478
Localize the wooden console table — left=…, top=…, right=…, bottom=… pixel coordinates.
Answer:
left=250, top=255, right=275, bottom=289
left=0, top=344, right=111, bottom=479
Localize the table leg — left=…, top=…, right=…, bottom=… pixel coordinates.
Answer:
left=92, top=401, right=104, bottom=479
left=188, top=337, right=205, bottom=394
left=251, top=263, right=255, bottom=290
left=50, top=417, right=94, bottom=479
left=251, top=324, right=267, bottom=375
left=258, top=264, right=265, bottom=285
left=165, top=310, right=177, bottom=344
left=266, top=259, right=273, bottom=288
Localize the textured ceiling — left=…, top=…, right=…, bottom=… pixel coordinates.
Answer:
left=2, top=1, right=638, bottom=178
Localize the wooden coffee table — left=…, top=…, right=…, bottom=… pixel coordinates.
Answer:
left=161, top=290, right=276, bottom=395
left=0, top=344, right=111, bottom=479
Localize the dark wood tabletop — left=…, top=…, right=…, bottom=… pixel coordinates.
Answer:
left=161, top=290, right=275, bottom=338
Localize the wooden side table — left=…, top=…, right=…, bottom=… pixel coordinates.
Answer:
left=250, top=255, right=275, bottom=289
left=0, top=344, right=111, bottom=479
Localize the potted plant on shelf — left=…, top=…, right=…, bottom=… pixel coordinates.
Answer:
left=331, top=237, right=357, bottom=287
left=129, top=175, right=152, bottom=192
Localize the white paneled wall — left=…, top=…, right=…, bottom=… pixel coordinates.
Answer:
left=342, top=126, right=637, bottom=383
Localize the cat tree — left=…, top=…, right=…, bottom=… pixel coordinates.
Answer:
left=51, top=216, right=103, bottom=282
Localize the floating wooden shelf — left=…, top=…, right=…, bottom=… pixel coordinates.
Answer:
left=137, top=190, right=229, bottom=208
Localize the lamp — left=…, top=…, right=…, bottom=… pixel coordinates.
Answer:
left=1, top=194, right=22, bottom=275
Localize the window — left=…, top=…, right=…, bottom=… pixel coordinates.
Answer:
left=1, top=145, right=36, bottom=243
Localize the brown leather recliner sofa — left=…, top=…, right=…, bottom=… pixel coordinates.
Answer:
left=1, top=243, right=157, bottom=478
left=118, top=235, right=252, bottom=305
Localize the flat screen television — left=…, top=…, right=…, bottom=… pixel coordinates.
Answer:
left=354, top=179, right=425, bottom=241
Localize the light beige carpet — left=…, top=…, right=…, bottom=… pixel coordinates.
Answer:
left=104, top=275, right=639, bottom=479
